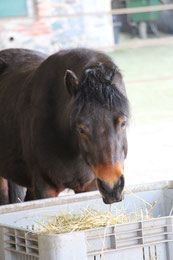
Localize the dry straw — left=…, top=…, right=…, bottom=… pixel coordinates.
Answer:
left=36, top=191, right=157, bottom=234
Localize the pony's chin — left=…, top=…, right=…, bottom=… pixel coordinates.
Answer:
left=102, top=194, right=124, bottom=204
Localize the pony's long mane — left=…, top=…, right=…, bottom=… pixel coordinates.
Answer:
left=71, top=62, right=130, bottom=119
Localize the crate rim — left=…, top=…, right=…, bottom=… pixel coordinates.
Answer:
left=0, top=180, right=172, bottom=215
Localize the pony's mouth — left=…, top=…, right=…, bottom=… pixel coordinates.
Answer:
left=96, top=176, right=125, bottom=204
left=102, top=192, right=124, bottom=204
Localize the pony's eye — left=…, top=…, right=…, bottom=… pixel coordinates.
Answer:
left=121, top=121, right=126, bottom=128
left=77, top=127, right=86, bottom=135
left=78, top=128, right=85, bottom=134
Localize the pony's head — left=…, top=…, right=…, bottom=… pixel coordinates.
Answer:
left=64, top=62, right=129, bottom=204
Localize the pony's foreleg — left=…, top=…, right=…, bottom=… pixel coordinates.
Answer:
left=0, top=177, right=9, bottom=205
left=25, top=172, right=62, bottom=201
left=24, top=188, right=35, bottom=201
left=74, top=179, right=97, bottom=194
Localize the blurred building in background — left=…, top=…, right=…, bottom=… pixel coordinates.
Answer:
left=0, top=0, right=114, bottom=53
left=0, top=0, right=173, bottom=52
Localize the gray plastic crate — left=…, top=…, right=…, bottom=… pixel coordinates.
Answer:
left=0, top=180, right=173, bottom=260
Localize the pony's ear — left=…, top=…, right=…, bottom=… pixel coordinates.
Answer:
left=64, top=70, right=78, bottom=96
left=0, top=58, right=7, bottom=73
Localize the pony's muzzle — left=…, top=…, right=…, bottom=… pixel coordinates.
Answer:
left=97, top=175, right=125, bottom=204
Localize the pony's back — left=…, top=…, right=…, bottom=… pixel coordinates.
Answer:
left=0, top=48, right=46, bottom=75
left=0, top=49, right=46, bottom=190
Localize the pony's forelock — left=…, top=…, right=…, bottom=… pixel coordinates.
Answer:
left=71, top=63, right=130, bottom=121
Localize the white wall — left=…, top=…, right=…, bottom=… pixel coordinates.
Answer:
left=0, top=0, right=114, bottom=53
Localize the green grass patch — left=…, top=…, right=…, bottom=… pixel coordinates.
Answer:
left=109, top=45, right=173, bottom=124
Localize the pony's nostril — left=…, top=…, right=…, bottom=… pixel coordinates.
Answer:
left=116, top=174, right=125, bottom=188
left=97, top=178, right=112, bottom=194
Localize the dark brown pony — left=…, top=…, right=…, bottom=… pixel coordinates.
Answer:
left=0, top=48, right=129, bottom=205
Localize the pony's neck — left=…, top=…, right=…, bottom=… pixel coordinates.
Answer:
left=55, top=96, right=79, bottom=154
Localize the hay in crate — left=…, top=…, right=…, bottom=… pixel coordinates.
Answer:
left=37, top=198, right=157, bottom=234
